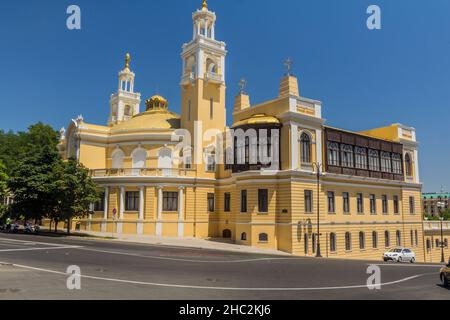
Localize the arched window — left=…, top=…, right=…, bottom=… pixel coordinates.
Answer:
left=381, top=152, right=392, bottom=173
left=223, top=229, right=232, bottom=239
left=124, top=105, right=133, bottom=117
left=300, top=133, right=311, bottom=164
left=372, top=231, right=378, bottom=249
left=396, top=230, right=401, bottom=247
left=355, top=147, right=367, bottom=169
left=359, top=232, right=366, bottom=250
left=330, top=233, right=337, bottom=252
left=158, top=148, right=173, bottom=176
left=132, top=148, right=147, bottom=169
left=368, top=149, right=380, bottom=171
left=341, top=144, right=354, bottom=168
left=345, top=232, right=352, bottom=251
left=241, top=232, right=247, bottom=241
left=385, top=231, right=390, bottom=248
left=259, top=233, right=268, bottom=242
left=112, top=149, right=125, bottom=169
left=405, top=153, right=412, bottom=177
left=328, top=142, right=339, bottom=166
left=392, top=154, right=403, bottom=174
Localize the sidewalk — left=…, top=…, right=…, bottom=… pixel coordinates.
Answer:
left=66, top=230, right=293, bottom=256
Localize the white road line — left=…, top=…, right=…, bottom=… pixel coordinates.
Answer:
left=371, top=263, right=443, bottom=268
left=0, top=261, right=435, bottom=291
left=0, top=237, right=75, bottom=248
left=77, top=247, right=304, bottom=263
left=0, top=246, right=83, bottom=253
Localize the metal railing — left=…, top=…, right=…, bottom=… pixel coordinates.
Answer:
left=90, top=168, right=197, bottom=178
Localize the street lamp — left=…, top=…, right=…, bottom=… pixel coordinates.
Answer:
left=312, top=162, right=324, bottom=258
left=437, top=201, right=446, bottom=263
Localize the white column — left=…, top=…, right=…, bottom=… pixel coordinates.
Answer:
left=414, top=149, right=420, bottom=183
left=290, top=123, right=299, bottom=170
left=316, top=129, right=323, bottom=167
left=156, top=186, right=163, bottom=236
left=119, top=186, right=125, bottom=220
left=137, top=186, right=145, bottom=235
left=178, top=187, right=185, bottom=238
left=204, top=20, right=207, bottom=36
left=103, top=187, right=109, bottom=220
left=211, top=23, right=215, bottom=39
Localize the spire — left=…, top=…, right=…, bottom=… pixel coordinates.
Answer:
left=202, top=0, right=208, bottom=11
left=124, top=53, right=131, bottom=71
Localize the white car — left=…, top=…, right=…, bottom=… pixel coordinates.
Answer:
left=383, top=248, right=416, bottom=263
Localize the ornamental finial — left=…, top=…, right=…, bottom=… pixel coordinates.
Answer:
left=202, top=0, right=208, bottom=11
left=125, top=53, right=131, bottom=70
left=284, top=57, right=293, bottom=76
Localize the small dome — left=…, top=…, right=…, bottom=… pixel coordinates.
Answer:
left=146, top=95, right=169, bottom=111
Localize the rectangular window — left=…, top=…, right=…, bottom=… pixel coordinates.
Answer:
left=94, top=193, right=105, bottom=212
left=357, top=193, right=364, bottom=214
left=125, top=191, right=139, bottom=211
left=240, top=190, right=247, bottom=213
left=258, top=189, right=269, bottom=213
left=343, top=192, right=350, bottom=214
left=327, top=192, right=335, bottom=213
left=207, top=193, right=215, bottom=212
left=163, top=192, right=178, bottom=212
left=394, top=196, right=399, bottom=214
left=224, top=193, right=231, bottom=212
left=370, top=194, right=376, bottom=215
left=382, top=195, right=388, bottom=215
left=210, top=98, right=214, bottom=120
left=409, top=196, right=415, bottom=214
left=305, top=190, right=313, bottom=213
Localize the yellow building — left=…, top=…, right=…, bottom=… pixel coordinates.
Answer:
left=57, top=1, right=435, bottom=262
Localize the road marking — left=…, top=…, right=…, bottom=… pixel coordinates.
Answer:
left=0, top=237, right=76, bottom=248
left=0, top=246, right=83, bottom=253
left=371, top=263, right=443, bottom=268
left=0, top=261, right=435, bottom=291
left=77, top=247, right=303, bottom=263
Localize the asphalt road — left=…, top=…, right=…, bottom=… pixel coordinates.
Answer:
left=0, top=233, right=448, bottom=300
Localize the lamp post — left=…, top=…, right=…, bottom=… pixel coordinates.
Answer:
left=437, top=202, right=446, bottom=263
left=312, top=162, right=324, bottom=258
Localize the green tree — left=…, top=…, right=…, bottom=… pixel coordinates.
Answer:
left=6, top=123, right=60, bottom=223
left=52, top=159, right=99, bottom=234
left=8, top=145, right=60, bottom=222
left=0, top=161, right=8, bottom=219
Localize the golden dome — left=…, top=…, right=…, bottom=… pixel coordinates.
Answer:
left=232, top=114, right=281, bottom=128
left=111, top=109, right=180, bottom=131
left=145, top=95, right=169, bottom=111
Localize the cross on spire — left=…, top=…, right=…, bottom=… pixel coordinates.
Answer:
left=202, top=0, right=208, bottom=10
left=284, top=57, right=294, bottom=76
left=238, top=78, right=247, bottom=94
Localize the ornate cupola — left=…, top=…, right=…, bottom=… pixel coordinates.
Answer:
left=145, top=95, right=169, bottom=111
left=108, top=53, right=142, bottom=126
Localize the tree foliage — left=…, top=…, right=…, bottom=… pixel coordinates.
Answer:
left=4, top=122, right=99, bottom=233
left=52, top=159, right=99, bottom=234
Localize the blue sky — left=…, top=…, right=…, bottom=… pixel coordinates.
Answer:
left=0, top=0, right=449, bottom=192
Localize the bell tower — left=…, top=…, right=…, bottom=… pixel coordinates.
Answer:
left=180, top=0, right=227, bottom=170
left=108, top=53, right=141, bottom=126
